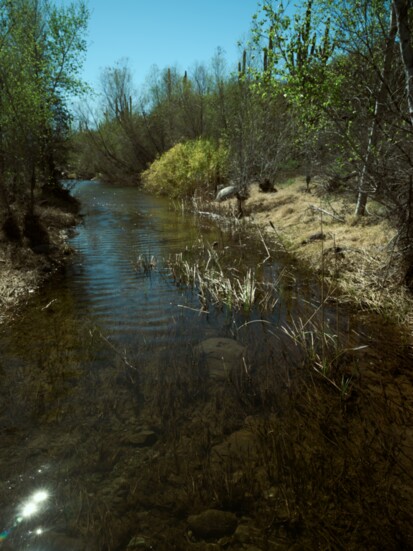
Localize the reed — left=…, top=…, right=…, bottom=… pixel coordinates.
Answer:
left=280, top=310, right=365, bottom=398
left=168, top=242, right=279, bottom=313
left=133, top=253, right=157, bottom=275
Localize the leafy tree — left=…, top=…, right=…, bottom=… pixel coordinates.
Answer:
left=250, top=0, right=413, bottom=222
left=0, top=0, right=88, bottom=222
left=250, top=0, right=336, bottom=190
left=78, top=57, right=232, bottom=185
left=316, top=0, right=398, bottom=214
left=225, top=59, right=294, bottom=196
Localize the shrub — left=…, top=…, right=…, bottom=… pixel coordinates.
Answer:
left=142, top=139, right=228, bottom=199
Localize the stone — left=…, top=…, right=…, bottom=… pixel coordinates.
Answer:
left=301, top=231, right=326, bottom=245
left=188, top=509, right=238, bottom=539
left=234, top=524, right=252, bottom=543
left=211, top=429, right=257, bottom=465
left=195, top=338, right=246, bottom=380
left=122, top=430, right=157, bottom=447
left=216, top=185, right=238, bottom=202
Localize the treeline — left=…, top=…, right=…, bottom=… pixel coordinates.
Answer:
left=72, top=50, right=295, bottom=195
left=75, top=1, right=413, bottom=227
left=0, top=0, right=88, bottom=240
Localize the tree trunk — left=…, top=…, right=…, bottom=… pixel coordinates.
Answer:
left=393, top=0, right=413, bottom=282
left=393, top=0, right=413, bottom=127
left=355, top=6, right=397, bottom=215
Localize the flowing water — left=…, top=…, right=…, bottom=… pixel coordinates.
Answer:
left=0, top=181, right=412, bottom=550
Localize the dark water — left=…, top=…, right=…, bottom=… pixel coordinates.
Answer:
left=0, top=181, right=412, bottom=550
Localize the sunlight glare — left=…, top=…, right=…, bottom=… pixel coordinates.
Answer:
left=32, top=490, right=48, bottom=503
left=19, top=489, right=50, bottom=519
left=21, top=502, right=39, bottom=518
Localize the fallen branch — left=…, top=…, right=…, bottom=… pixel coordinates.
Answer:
left=93, top=328, right=137, bottom=370
left=309, top=205, right=345, bottom=222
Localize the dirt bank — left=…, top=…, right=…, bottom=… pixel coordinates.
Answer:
left=0, top=187, right=81, bottom=325
left=212, top=177, right=413, bottom=324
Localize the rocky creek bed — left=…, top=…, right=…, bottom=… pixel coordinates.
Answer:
left=2, top=323, right=412, bottom=550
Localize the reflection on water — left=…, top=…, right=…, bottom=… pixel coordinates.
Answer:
left=20, top=489, right=49, bottom=519
left=1, top=488, right=49, bottom=546
left=0, top=181, right=411, bottom=550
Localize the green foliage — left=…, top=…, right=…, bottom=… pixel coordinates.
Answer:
left=0, top=0, right=89, bottom=214
left=250, top=0, right=337, bottom=135
left=142, top=139, right=228, bottom=199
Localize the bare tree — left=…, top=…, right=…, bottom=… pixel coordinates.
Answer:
left=355, top=6, right=398, bottom=215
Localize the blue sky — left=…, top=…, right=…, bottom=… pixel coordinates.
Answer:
left=70, top=0, right=261, bottom=93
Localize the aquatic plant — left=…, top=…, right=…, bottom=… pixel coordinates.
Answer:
left=281, top=314, right=367, bottom=398
left=133, top=253, right=157, bottom=276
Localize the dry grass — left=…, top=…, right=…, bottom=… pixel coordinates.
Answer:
left=242, top=178, right=413, bottom=323
left=247, top=178, right=391, bottom=251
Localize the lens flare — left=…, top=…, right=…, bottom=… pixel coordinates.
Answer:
left=21, top=501, right=39, bottom=519
left=0, top=530, right=10, bottom=541
left=20, top=489, right=49, bottom=519
left=32, top=490, right=48, bottom=503
left=1, top=488, right=50, bottom=541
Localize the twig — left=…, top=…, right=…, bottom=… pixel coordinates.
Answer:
left=177, top=304, right=209, bottom=314
left=41, top=299, right=57, bottom=310
left=95, top=328, right=137, bottom=370
left=258, top=228, right=271, bottom=263
left=269, top=221, right=289, bottom=252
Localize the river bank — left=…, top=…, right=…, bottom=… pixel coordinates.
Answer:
left=207, top=177, right=413, bottom=325
left=0, top=186, right=81, bottom=325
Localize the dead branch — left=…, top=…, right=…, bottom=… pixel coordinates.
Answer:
left=309, top=205, right=345, bottom=222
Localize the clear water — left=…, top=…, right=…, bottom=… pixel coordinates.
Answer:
left=0, top=181, right=411, bottom=550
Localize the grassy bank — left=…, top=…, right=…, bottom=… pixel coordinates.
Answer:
left=206, top=177, right=413, bottom=326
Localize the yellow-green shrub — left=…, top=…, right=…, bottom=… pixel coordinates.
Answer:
left=142, top=139, right=228, bottom=199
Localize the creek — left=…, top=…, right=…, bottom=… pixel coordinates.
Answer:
left=0, top=180, right=412, bottom=550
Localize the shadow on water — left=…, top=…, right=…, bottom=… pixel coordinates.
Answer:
left=0, top=180, right=412, bottom=550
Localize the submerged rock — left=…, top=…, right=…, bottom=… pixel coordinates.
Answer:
left=211, top=428, right=258, bottom=464
left=122, top=429, right=157, bottom=447
left=188, top=509, right=238, bottom=539
left=195, top=338, right=246, bottom=380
